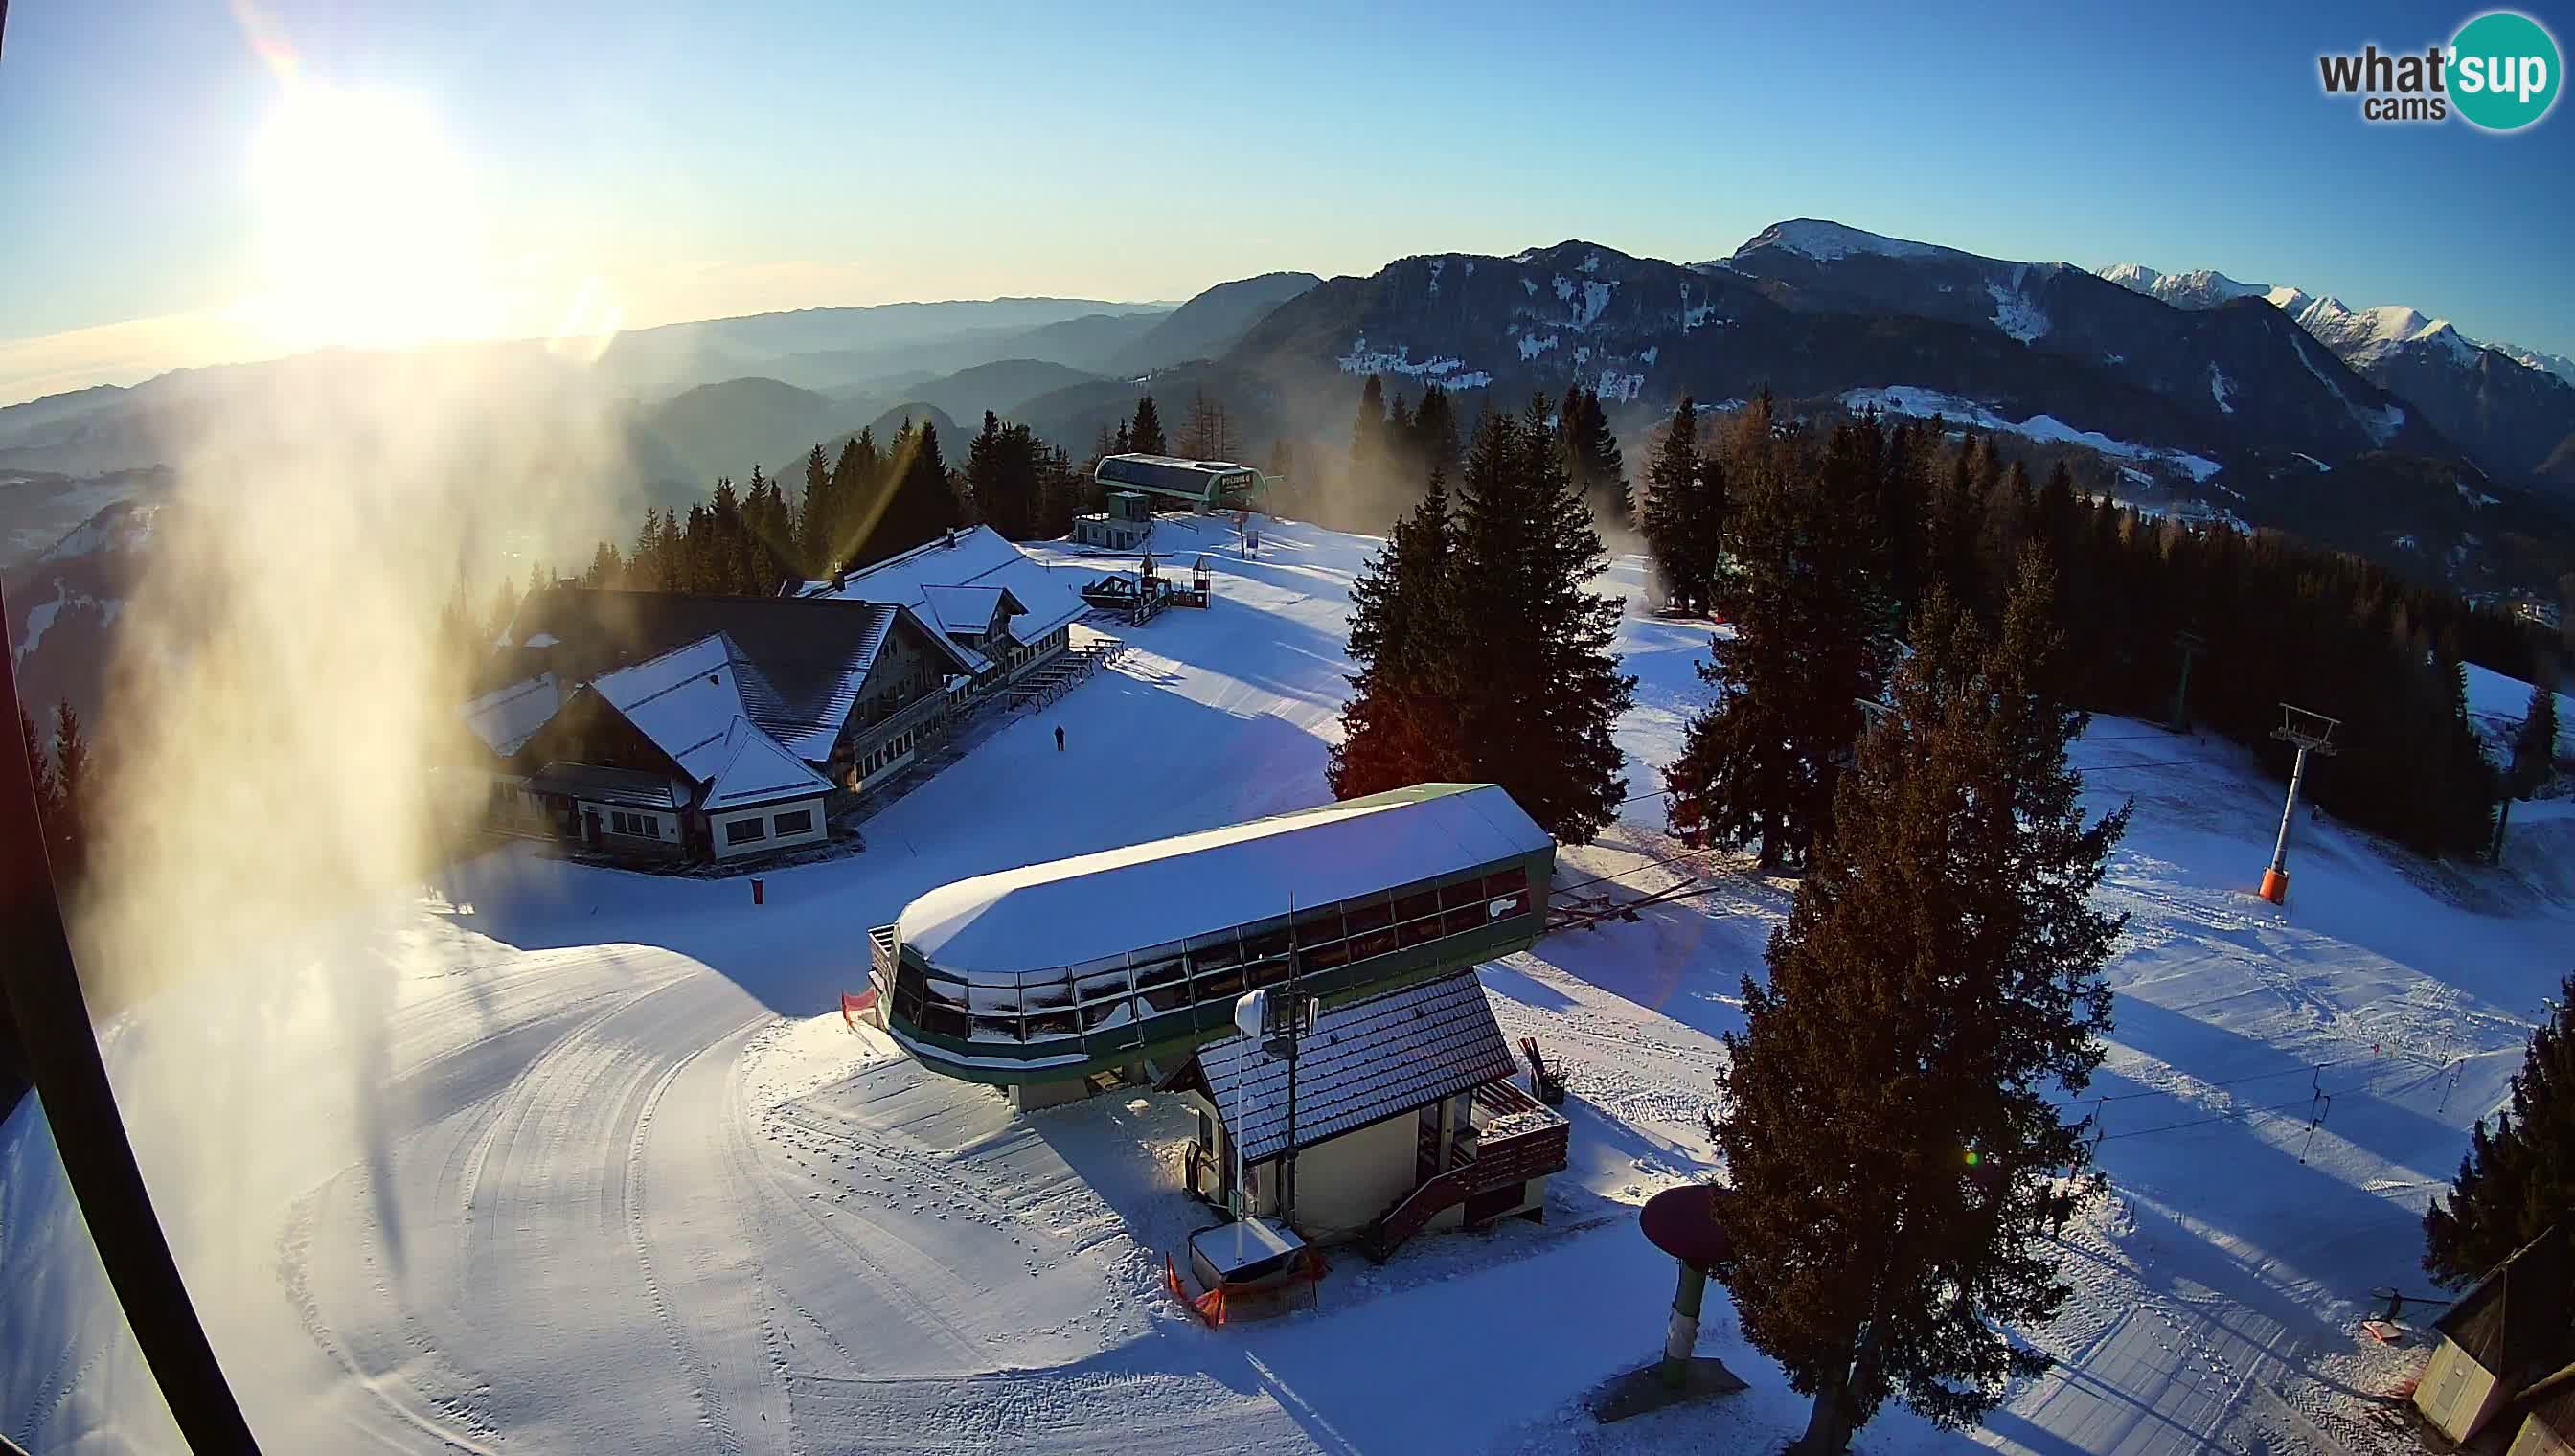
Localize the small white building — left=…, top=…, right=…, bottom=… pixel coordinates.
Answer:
left=1160, top=968, right=1567, bottom=1257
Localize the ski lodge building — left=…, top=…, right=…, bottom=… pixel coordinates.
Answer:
left=865, top=783, right=1571, bottom=1254
left=788, top=525, right=1086, bottom=691
left=456, top=529, right=1086, bottom=864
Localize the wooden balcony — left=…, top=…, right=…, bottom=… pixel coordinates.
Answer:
left=1361, top=1080, right=1569, bottom=1261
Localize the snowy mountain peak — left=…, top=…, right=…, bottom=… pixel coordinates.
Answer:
left=2095, top=262, right=2303, bottom=313
left=1733, top=218, right=1945, bottom=263
left=2293, top=297, right=2454, bottom=359
left=2502, top=344, right=2575, bottom=386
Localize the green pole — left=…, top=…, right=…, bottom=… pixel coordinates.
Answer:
left=1661, top=1262, right=1708, bottom=1389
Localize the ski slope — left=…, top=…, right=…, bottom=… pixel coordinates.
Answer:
left=5, top=513, right=2572, bottom=1455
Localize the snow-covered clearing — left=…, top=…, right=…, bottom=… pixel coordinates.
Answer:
left=6, top=514, right=2572, bottom=1455
left=1838, top=386, right=2224, bottom=484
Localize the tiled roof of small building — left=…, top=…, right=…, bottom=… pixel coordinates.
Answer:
left=1175, top=969, right=1518, bottom=1165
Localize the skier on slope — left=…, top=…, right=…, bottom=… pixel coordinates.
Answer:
left=1055, top=724, right=1065, bottom=752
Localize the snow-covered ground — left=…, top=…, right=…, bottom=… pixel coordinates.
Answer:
left=5, top=513, right=2572, bottom=1455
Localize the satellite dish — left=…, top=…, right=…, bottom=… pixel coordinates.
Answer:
left=1233, top=989, right=1268, bottom=1041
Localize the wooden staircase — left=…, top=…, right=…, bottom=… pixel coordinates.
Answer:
left=1359, top=1101, right=1570, bottom=1262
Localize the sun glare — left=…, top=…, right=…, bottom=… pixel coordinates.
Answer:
left=241, top=85, right=498, bottom=354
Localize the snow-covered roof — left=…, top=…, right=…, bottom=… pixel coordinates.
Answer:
left=1176, top=970, right=1518, bottom=1164
left=589, top=634, right=750, bottom=782
left=797, top=526, right=1085, bottom=650
left=526, top=762, right=691, bottom=811
left=507, top=587, right=975, bottom=762
left=918, top=583, right=1009, bottom=636
left=1190, top=1217, right=1304, bottom=1281
left=699, top=717, right=833, bottom=810
left=461, top=674, right=561, bottom=756
left=896, top=784, right=1549, bottom=977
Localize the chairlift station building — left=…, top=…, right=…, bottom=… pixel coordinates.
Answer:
left=868, top=783, right=1571, bottom=1251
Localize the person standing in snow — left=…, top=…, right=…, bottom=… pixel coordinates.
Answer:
left=1055, top=724, right=1065, bottom=752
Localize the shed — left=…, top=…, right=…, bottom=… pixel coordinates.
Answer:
left=2506, top=1361, right=2575, bottom=1456
left=2416, top=1225, right=2572, bottom=1445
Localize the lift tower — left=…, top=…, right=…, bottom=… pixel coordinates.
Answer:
left=2259, top=703, right=2340, bottom=905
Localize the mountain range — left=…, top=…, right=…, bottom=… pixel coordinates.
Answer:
left=7, top=223, right=2572, bottom=728
left=2097, top=261, right=2575, bottom=491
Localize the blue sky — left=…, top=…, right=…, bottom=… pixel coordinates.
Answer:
left=0, top=0, right=2569, bottom=400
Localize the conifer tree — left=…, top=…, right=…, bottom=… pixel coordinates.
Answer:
left=1129, top=396, right=1167, bottom=457
left=1977, top=460, right=2036, bottom=619
left=17, top=707, right=61, bottom=840
left=1925, top=436, right=1987, bottom=618
left=797, top=442, right=833, bottom=576
left=967, top=411, right=1043, bottom=541
left=485, top=576, right=522, bottom=643
left=581, top=538, right=623, bottom=588
left=2513, top=674, right=2562, bottom=797
left=1717, top=563, right=2129, bottom=1455
left=847, top=416, right=959, bottom=569
left=1440, top=401, right=1636, bottom=842
left=2425, top=973, right=2575, bottom=1286
left=1667, top=420, right=1894, bottom=868
left=1347, top=374, right=1390, bottom=499
left=1328, top=472, right=1467, bottom=798
left=1412, top=384, right=1462, bottom=486
left=49, top=701, right=91, bottom=878
left=1034, top=444, right=1085, bottom=540
left=1557, top=385, right=1629, bottom=525
left=1639, top=397, right=1723, bottom=612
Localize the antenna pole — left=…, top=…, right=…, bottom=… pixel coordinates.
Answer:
left=1283, top=892, right=1300, bottom=1229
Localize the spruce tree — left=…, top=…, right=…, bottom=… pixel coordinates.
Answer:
left=1558, top=385, right=1630, bottom=526
left=797, top=442, right=833, bottom=576
left=1717, top=563, right=2129, bottom=1455
left=1034, top=444, right=1086, bottom=540
left=1666, top=420, right=1893, bottom=868
left=581, top=538, right=623, bottom=588
left=2513, top=674, right=2562, bottom=797
left=1412, top=384, right=1462, bottom=486
left=967, top=411, right=1043, bottom=541
left=49, top=700, right=91, bottom=878
left=1348, top=374, right=1390, bottom=500
left=1129, top=396, right=1167, bottom=456
left=847, top=416, right=959, bottom=568
left=17, top=707, right=61, bottom=837
left=2425, top=973, right=2575, bottom=1286
left=1639, top=397, right=1718, bottom=612
left=1328, top=472, right=1467, bottom=799
left=1440, top=401, right=1636, bottom=842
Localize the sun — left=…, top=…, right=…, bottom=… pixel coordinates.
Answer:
left=240, top=85, right=498, bottom=354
